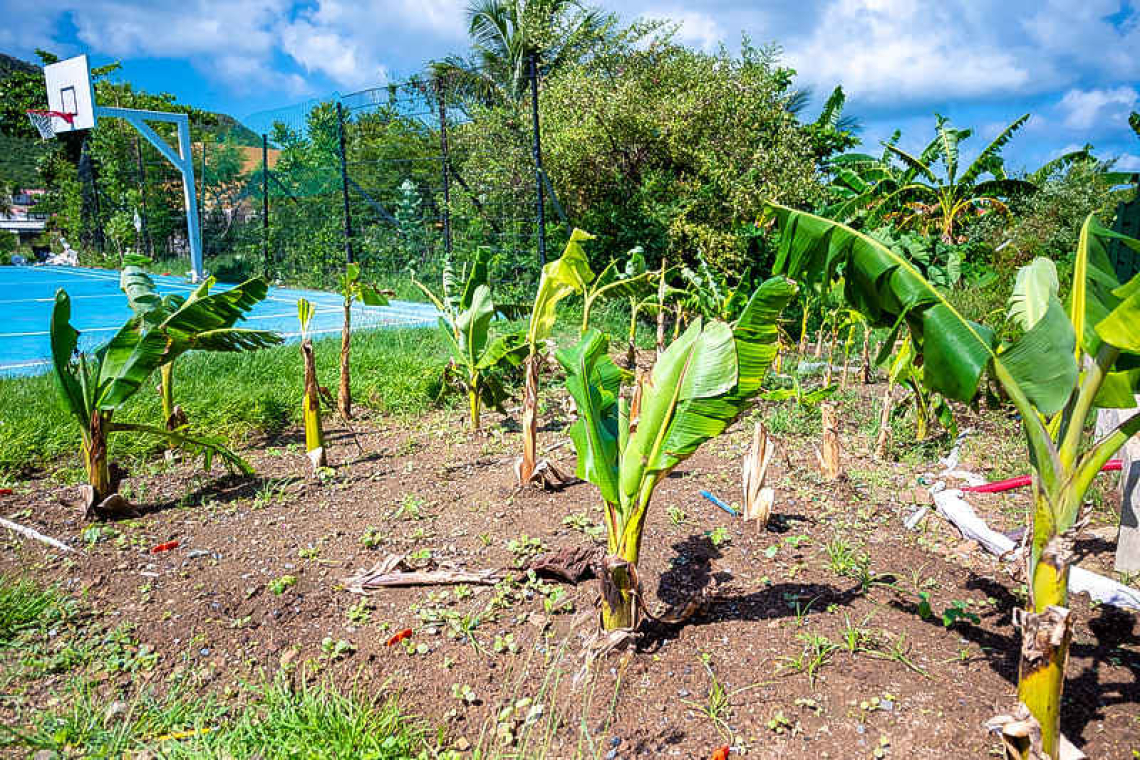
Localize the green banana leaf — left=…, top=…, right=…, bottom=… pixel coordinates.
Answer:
left=767, top=203, right=1077, bottom=415
left=528, top=228, right=595, bottom=347
left=555, top=329, right=622, bottom=506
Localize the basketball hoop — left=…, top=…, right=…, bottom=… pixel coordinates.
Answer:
left=26, top=109, right=76, bottom=140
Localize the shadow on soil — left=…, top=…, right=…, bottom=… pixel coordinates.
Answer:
left=891, top=573, right=1139, bottom=749
left=638, top=533, right=862, bottom=651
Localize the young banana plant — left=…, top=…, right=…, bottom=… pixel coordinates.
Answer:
left=576, top=246, right=656, bottom=339
left=557, top=276, right=797, bottom=630
left=768, top=202, right=1140, bottom=759
left=119, top=267, right=278, bottom=434
left=51, top=280, right=281, bottom=517
left=296, top=298, right=326, bottom=471
left=337, top=262, right=392, bottom=420
left=413, top=248, right=527, bottom=431
left=516, top=229, right=596, bottom=487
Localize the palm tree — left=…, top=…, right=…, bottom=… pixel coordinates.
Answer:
left=826, top=114, right=1037, bottom=241
left=436, top=0, right=612, bottom=106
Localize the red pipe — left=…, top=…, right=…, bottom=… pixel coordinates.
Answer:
left=961, top=460, right=1123, bottom=494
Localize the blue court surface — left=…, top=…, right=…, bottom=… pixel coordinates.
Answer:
left=0, top=265, right=440, bottom=376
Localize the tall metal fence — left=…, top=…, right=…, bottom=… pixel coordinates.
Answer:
left=195, top=62, right=562, bottom=298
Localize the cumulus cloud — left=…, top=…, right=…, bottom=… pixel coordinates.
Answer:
left=640, top=8, right=725, bottom=51
left=1057, top=86, right=1138, bottom=131
left=783, top=0, right=1031, bottom=104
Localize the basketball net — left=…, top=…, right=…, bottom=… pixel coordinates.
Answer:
left=26, top=110, right=75, bottom=140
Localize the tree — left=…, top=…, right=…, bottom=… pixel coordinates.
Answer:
left=766, top=201, right=1140, bottom=759
left=532, top=37, right=822, bottom=275
left=825, top=114, right=1036, bottom=242
left=440, top=0, right=614, bottom=107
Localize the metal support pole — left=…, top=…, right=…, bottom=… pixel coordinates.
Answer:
left=528, top=51, right=546, bottom=266
left=435, top=79, right=453, bottom=261
left=336, top=101, right=354, bottom=265
left=262, top=134, right=270, bottom=279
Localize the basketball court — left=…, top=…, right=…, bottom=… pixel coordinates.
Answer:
left=0, top=266, right=439, bottom=376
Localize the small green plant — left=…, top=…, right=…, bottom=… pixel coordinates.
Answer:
left=708, top=526, right=730, bottom=548
left=359, top=527, right=384, bottom=549
left=451, top=683, right=478, bottom=704
left=393, top=494, right=427, bottom=520
left=268, top=575, right=297, bottom=595
left=493, top=633, right=519, bottom=654
left=767, top=710, right=796, bottom=735
left=506, top=535, right=544, bottom=567
left=917, top=592, right=981, bottom=628
left=346, top=600, right=371, bottom=625
left=562, top=512, right=604, bottom=541
left=321, top=637, right=355, bottom=661
left=666, top=506, right=688, bottom=526
left=779, top=633, right=839, bottom=686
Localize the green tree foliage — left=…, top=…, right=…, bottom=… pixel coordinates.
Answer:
left=535, top=37, right=824, bottom=275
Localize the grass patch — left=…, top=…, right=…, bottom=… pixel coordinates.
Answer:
left=0, top=324, right=451, bottom=476
left=0, top=574, right=68, bottom=645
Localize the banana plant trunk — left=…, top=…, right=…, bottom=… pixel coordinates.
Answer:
left=301, top=339, right=326, bottom=468
left=519, top=354, right=539, bottom=482
left=468, top=386, right=482, bottom=432
left=82, top=410, right=113, bottom=501
left=824, top=322, right=839, bottom=386
left=600, top=554, right=637, bottom=630
left=160, top=363, right=175, bottom=429
left=1015, top=488, right=1074, bottom=759
left=339, top=300, right=352, bottom=420
left=627, top=304, right=638, bottom=371
left=861, top=325, right=872, bottom=383
left=799, top=301, right=811, bottom=355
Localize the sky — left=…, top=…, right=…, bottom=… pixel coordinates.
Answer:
left=2, top=0, right=1139, bottom=172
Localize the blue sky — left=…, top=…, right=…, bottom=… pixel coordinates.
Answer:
left=3, top=0, right=1139, bottom=171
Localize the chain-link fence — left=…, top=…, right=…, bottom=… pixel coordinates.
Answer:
left=193, top=64, right=563, bottom=299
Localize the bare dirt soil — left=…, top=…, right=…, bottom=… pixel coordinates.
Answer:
left=2, top=379, right=1138, bottom=759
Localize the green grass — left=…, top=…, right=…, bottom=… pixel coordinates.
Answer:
left=0, top=573, right=434, bottom=759
left=0, top=574, right=69, bottom=645
left=0, top=324, right=452, bottom=476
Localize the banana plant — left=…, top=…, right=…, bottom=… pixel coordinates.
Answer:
left=337, top=262, right=391, bottom=419
left=577, top=247, right=656, bottom=339
left=680, top=253, right=755, bottom=323
left=297, top=298, right=326, bottom=471
left=413, top=248, right=527, bottom=431
left=516, top=229, right=596, bottom=486
left=767, top=201, right=1140, bottom=758
left=557, top=276, right=797, bottom=630
left=51, top=284, right=280, bottom=516
left=881, top=336, right=956, bottom=444
left=119, top=268, right=279, bottom=434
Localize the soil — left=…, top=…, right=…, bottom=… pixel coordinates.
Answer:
left=2, top=376, right=1138, bottom=759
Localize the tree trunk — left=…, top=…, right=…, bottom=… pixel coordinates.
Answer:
left=301, top=339, right=326, bottom=469
left=840, top=324, right=855, bottom=390
left=83, top=410, right=113, bottom=501
left=518, top=354, right=539, bottom=484
left=600, top=555, right=637, bottom=631
left=813, top=321, right=826, bottom=358
left=798, top=300, right=811, bottom=355
left=627, top=305, right=638, bottom=371
left=160, top=362, right=175, bottom=428
left=339, top=300, right=352, bottom=420
left=861, top=325, right=873, bottom=384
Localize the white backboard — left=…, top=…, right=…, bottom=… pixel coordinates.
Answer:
left=44, top=55, right=97, bottom=133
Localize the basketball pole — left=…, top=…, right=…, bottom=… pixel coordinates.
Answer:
left=95, top=106, right=204, bottom=282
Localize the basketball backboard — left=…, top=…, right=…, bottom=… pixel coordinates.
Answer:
left=44, top=55, right=97, bottom=133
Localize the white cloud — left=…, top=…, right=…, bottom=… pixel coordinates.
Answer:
left=641, top=9, right=725, bottom=51
left=1116, top=153, right=1140, bottom=171
left=784, top=0, right=1031, bottom=104
left=1056, top=86, right=1138, bottom=131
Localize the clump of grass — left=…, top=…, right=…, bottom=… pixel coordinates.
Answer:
left=0, top=574, right=68, bottom=644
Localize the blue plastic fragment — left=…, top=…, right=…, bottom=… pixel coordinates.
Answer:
left=699, top=490, right=739, bottom=517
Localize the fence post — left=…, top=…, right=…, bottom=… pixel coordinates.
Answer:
left=261, top=134, right=270, bottom=279
left=528, top=51, right=547, bottom=267
left=336, top=101, right=354, bottom=265
left=434, top=78, right=453, bottom=262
